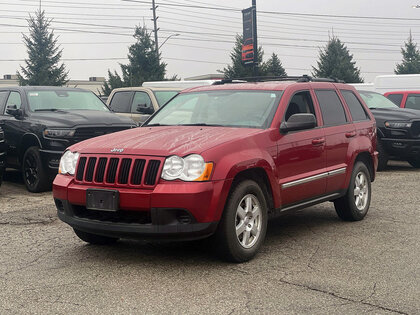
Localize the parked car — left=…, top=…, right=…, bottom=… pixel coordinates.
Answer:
left=384, top=91, right=420, bottom=111
left=53, top=77, right=377, bottom=262
left=0, top=86, right=135, bottom=192
left=359, top=90, right=420, bottom=170
left=0, top=127, right=5, bottom=187
left=107, top=87, right=180, bottom=125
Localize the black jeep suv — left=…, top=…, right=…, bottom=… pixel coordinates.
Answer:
left=359, top=91, right=420, bottom=170
left=0, top=86, right=134, bottom=192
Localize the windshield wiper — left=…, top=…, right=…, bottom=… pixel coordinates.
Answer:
left=177, top=123, right=224, bottom=127
left=34, top=108, right=67, bottom=112
left=144, top=123, right=169, bottom=127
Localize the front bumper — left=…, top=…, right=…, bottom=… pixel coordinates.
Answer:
left=53, top=175, right=230, bottom=241
left=381, top=138, right=420, bottom=158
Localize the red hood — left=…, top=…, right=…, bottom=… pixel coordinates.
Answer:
left=69, top=126, right=262, bottom=157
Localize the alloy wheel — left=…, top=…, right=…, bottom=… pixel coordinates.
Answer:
left=235, top=194, right=262, bottom=249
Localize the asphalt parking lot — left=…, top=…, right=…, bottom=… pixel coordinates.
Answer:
left=0, top=162, right=419, bottom=314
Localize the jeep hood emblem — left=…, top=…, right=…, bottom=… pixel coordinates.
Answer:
left=110, top=148, right=124, bottom=153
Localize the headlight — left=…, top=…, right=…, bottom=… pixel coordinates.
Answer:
left=44, top=129, right=76, bottom=138
left=59, top=150, right=80, bottom=175
left=162, top=154, right=213, bottom=181
left=385, top=121, right=412, bottom=129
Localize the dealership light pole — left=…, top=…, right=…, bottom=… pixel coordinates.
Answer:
left=252, top=0, right=257, bottom=76
left=151, top=0, right=160, bottom=57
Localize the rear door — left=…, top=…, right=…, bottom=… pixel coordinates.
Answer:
left=314, top=88, right=355, bottom=193
left=277, top=89, right=327, bottom=206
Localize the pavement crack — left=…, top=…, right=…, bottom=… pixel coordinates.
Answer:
left=277, top=278, right=407, bottom=315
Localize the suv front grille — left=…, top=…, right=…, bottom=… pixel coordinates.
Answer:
left=75, top=154, right=163, bottom=188
left=410, top=121, right=420, bottom=138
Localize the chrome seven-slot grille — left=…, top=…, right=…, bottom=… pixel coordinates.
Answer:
left=75, top=155, right=162, bottom=188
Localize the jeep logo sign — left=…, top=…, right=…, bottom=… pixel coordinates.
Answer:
left=110, top=148, right=124, bottom=153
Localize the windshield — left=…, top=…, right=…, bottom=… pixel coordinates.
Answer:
left=27, top=90, right=110, bottom=112
left=145, top=90, right=282, bottom=129
left=153, top=91, right=179, bottom=106
left=359, top=91, right=398, bottom=109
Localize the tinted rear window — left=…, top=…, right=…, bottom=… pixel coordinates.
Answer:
left=0, top=91, right=9, bottom=114
left=315, top=90, right=348, bottom=126
left=341, top=90, right=368, bottom=122
left=109, top=91, right=133, bottom=113
left=387, top=93, right=403, bottom=106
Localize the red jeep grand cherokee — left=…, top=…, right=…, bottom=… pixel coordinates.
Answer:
left=53, top=77, right=378, bottom=262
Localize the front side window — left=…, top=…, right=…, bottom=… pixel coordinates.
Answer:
left=315, top=90, right=347, bottom=126
left=145, top=90, right=282, bottom=129
left=387, top=93, right=403, bottom=106
left=284, top=91, right=317, bottom=123
left=5, top=91, right=22, bottom=115
left=108, top=91, right=133, bottom=113
left=405, top=95, right=420, bottom=111
left=341, top=90, right=369, bottom=122
left=131, top=92, right=153, bottom=113
left=27, top=90, right=109, bottom=112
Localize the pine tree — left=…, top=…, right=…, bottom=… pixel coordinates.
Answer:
left=17, top=10, right=68, bottom=86
left=220, top=35, right=266, bottom=78
left=395, top=32, right=420, bottom=74
left=102, top=26, right=169, bottom=95
left=312, top=36, right=363, bottom=83
left=263, top=53, right=287, bottom=77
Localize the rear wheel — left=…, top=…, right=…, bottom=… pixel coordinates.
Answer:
left=407, top=157, right=420, bottom=168
left=376, top=140, right=388, bottom=171
left=73, top=229, right=119, bottom=245
left=334, top=161, right=371, bottom=221
left=214, top=179, right=268, bottom=263
left=22, top=146, right=50, bottom=193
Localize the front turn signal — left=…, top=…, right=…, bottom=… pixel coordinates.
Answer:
left=194, top=163, right=214, bottom=181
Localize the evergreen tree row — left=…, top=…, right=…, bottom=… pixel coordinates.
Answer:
left=17, top=10, right=420, bottom=91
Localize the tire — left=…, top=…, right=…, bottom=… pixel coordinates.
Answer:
left=73, top=228, right=119, bottom=245
left=407, top=157, right=420, bottom=168
left=22, top=146, right=50, bottom=193
left=214, top=179, right=268, bottom=263
left=334, top=161, right=371, bottom=221
left=376, top=140, right=388, bottom=171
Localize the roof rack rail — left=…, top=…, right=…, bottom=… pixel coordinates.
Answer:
left=213, top=75, right=345, bottom=84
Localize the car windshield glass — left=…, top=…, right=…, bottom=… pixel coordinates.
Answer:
left=153, top=91, right=179, bottom=106
left=27, top=90, right=110, bottom=112
left=359, top=91, right=398, bottom=109
left=144, top=90, right=282, bottom=129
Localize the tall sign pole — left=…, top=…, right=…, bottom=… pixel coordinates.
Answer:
left=252, top=0, right=257, bottom=75
left=241, top=1, right=258, bottom=75
left=151, top=0, right=160, bottom=57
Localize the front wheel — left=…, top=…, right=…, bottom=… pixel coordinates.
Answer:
left=22, top=146, right=50, bottom=193
left=334, top=162, right=372, bottom=221
left=73, top=229, right=119, bottom=245
left=215, top=179, right=268, bottom=263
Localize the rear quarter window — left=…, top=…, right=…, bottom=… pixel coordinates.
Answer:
left=0, top=91, right=9, bottom=114
left=315, top=90, right=348, bottom=126
left=341, top=90, right=369, bottom=122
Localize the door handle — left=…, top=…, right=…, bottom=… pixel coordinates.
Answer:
left=312, top=138, right=325, bottom=145
left=345, top=131, right=356, bottom=138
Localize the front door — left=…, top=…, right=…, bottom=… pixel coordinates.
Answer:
left=277, top=90, right=327, bottom=206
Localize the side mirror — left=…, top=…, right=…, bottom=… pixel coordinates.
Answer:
left=136, top=104, right=154, bottom=115
left=280, top=113, right=316, bottom=133
left=6, top=105, right=22, bottom=117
